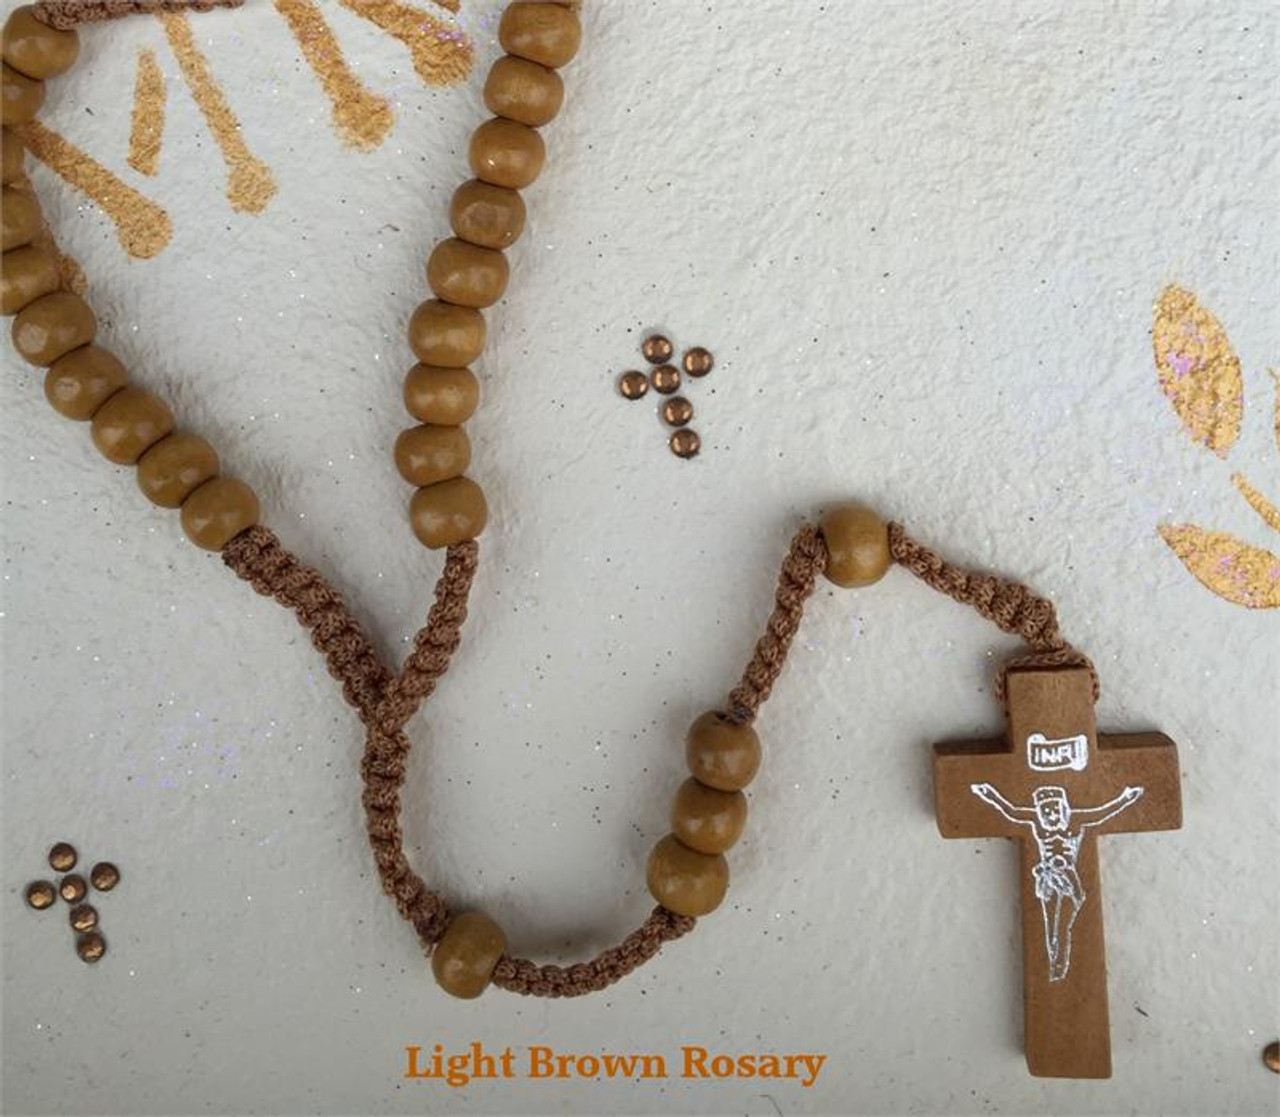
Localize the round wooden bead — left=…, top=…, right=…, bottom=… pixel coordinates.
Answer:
left=1, top=126, right=24, bottom=182
left=646, top=834, right=729, bottom=917
left=671, top=777, right=747, bottom=855
left=686, top=710, right=761, bottom=792
left=403, top=364, right=479, bottom=426
left=498, top=3, right=582, bottom=69
left=819, top=503, right=891, bottom=588
left=1, top=186, right=39, bottom=250
left=394, top=424, right=471, bottom=487
left=431, top=911, right=506, bottom=1000
left=11, top=291, right=95, bottom=365
left=91, top=385, right=174, bottom=464
left=1, top=244, right=58, bottom=314
left=1, top=62, right=43, bottom=125
left=450, top=179, right=526, bottom=250
left=137, top=433, right=220, bottom=508
left=409, top=476, right=487, bottom=549
left=25, top=879, right=55, bottom=909
left=2, top=7, right=80, bottom=80
left=180, top=477, right=260, bottom=550
left=484, top=54, right=564, bottom=127
left=469, top=118, right=545, bottom=190
left=44, top=344, right=127, bottom=419
left=427, top=237, right=509, bottom=309
left=408, top=299, right=486, bottom=368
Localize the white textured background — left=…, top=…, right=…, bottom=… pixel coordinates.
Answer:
left=2, top=2, right=1278, bottom=1115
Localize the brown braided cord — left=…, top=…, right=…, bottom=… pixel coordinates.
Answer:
left=32, top=0, right=243, bottom=29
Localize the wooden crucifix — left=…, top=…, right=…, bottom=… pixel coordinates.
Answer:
left=933, top=665, right=1182, bottom=1079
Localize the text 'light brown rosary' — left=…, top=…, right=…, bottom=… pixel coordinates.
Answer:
left=4, top=0, right=1096, bottom=1000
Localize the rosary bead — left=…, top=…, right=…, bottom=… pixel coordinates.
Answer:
left=671, top=777, right=747, bottom=855
left=427, top=237, right=510, bottom=309
left=180, top=477, right=260, bottom=550
left=819, top=503, right=891, bottom=588
left=1, top=62, right=43, bottom=125
left=137, top=433, right=220, bottom=508
left=431, top=911, right=507, bottom=1000
left=403, top=364, right=479, bottom=426
left=394, top=424, right=471, bottom=487
left=2, top=7, right=80, bottom=80
left=686, top=710, right=761, bottom=792
left=12, top=291, right=95, bottom=365
left=408, top=299, right=486, bottom=368
left=1, top=244, right=58, bottom=314
left=91, top=385, right=174, bottom=464
left=409, top=476, right=488, bottom=549
left=498, top=3, right=582, bottom=70
left=44, top=344, right=127, bottom=419
left=2, top=126, right=24, bottom=182
left=1, top=186, right=38, bottom=250
left=485, top=54, right=565, bottom=127
left=450, top=179, right=526, bottom=250
left=646, top=834, right=729, bottom=917
left=469, top=118, right=546, bottom=191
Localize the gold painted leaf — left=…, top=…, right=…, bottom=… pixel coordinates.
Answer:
left=1159, top=524, right=1280, bottom=609
left=1153, top=286, right=1243, bottom=457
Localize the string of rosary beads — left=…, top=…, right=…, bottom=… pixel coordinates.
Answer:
left=2, top=0, right=1096, bottom=999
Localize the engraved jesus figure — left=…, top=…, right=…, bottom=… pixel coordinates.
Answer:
left=969, top=783, right=1145, bottom=982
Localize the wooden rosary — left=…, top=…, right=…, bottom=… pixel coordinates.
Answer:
left=2, top=0, right=1182, bottom=1079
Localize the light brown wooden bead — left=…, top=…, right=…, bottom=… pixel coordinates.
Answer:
left=450, top=179, right=526, bottom=250
left=394, top=424, right=471, bottom=487
left=409, top=476, right=487, bottom=549
left=469, top=117, right=545, bottom=190
left=485, top=54, right=564, bottom=127
left=1, top=244, right=58, bottom=314
left=498, top=3, right=582, bottom=69
left=12, top=291, right=95, bottom=365
left=403, top=364, right=479, bottom=426
left=819, top=503, right=891, bottom=588
left=91, top=385, right=174, bottom=464
left=408, top=299, right=486, bottom=368
left=671, top=777, right=747, bottom=855
left=686, top=710, right=761, bottom=792
left=2, top=186, right=39, bottom=249
left=44, top=344, right=127, bottom=419
left=180, top=477, right=259, bottom=550
left=2, top=7, right=80, bottom=80
left=431, top=911, right=506, bottom=1000
left=1, top=62, right=43, bottom=125
left=646, top=833, right=729, bottom=917
left=137, top=433, right=220, bottom=508
left=427, top=237, right=509, bottom=309
left=1, top=126, right=24, bottom=182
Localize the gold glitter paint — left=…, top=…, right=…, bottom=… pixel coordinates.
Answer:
left=1271, top=370, right=1280, bottom=450
left=274, top=0, right=395, bottom=151
left=128, top=48, right=166, bottom=177
left=15, top=120, right=171, bottom=260
left=160, top=14, right=277, bottom=213
left=340, top=0, right=475, bottom=88
left=1158, top=524, right=1280, bottom=610
left=1153, top=285, right=1243, bottom=458
left=1232, top=473, right=1280, bottom=535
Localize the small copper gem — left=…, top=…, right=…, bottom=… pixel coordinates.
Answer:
left=1265, top=1041, right=1280, bottom=1074
left=25, top=880, right=56, bottom=910
left=90, top=862, right=121, bottom=892
left=618, top=370, right=649, bottom=401
left=641, top=334, right=673, bottom=364
left=662, top=397, right=694, bottom=428
left=59, top=874, right=88, bottom=904
left=683, top=347, right=714, bottom=378
left=69, top=904, right=99, bottom=933
left=49, top=842, right=77, bottom=872
left=650, top=365, right=681, bottom=395
left=670, top=429, right=701, bottom=459
left=76, top=931, right=106, bottom=964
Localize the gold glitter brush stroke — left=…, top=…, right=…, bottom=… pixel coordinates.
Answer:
left=15, top=120, right=171, bottom=260
left=340, top=0, right=475, bottom=88
left=1232, top=474, right=1280, bottom=535
left=1158, top=524, right=1280, bottom=610
left=160, top=13, right=277, bottom=214
left=128, top=48, right=166, bottom=177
